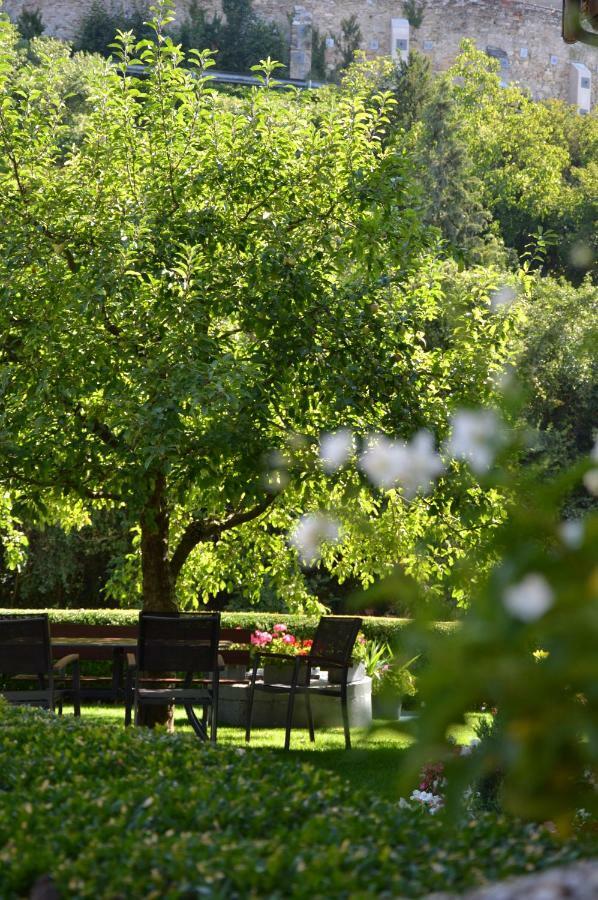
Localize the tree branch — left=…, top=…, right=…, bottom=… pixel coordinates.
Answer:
left=169, top=494, right=276, bottom=581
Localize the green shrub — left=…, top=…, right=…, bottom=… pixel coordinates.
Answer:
left=0, top=607, right=457, bottom=643
left=0, top=703, right=590, bottom=898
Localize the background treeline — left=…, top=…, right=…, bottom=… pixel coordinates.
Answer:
left=20, top=0, right=289, bottom=73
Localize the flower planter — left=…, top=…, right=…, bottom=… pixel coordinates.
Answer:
left=372, top=694, right=402, bottom=720
left=327, top=662, right=365, bottom=684
left=262, top=662, right=309, bottom=685
left=222, top=665, right=248, bottom=682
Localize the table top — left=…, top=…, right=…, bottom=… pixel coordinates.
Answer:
left=52, top=637, right=235, bottom=650
left=53, top=637, right=136, bottom=649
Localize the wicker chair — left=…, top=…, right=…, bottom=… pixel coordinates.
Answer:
left=245, top=616, right=363, bottom=750
left=125, top=612, right=221, bottom=742
left=0, top=614, right=81, bottom=715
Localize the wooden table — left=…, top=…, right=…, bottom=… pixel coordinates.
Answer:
left=52, top=636, right=137, bottom=702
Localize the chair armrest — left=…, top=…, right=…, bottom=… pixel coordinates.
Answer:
left=54, top=654, right=79, bottom=672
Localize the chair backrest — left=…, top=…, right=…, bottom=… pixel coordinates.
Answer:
left=309, top=616, right=362, bottom=665
left=137, top=612, right=221, bottom=674
left=0, top=614, right=52, bottom=675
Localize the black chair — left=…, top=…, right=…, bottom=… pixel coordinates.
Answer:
left=0, top=614, right=81, bottom=715
left=125, top=612, right=221, bottom=742
left=245, top=616, right=363, bottom=750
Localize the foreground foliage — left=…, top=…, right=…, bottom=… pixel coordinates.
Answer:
left=0, top=704, right=592, bottom=899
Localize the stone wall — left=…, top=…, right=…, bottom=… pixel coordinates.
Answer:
left=3, top=1, right=596, bottom=107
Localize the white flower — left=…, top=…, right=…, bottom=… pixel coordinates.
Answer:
left=410, top=790, right=444, bottom=813
left=446, top=409, right=504, bottom=474
left=558, top=519, right=585, bottom=550
left=398, top=797, right=412, bottom=810
left=583, top=469, right=598, bottom=496
left=319, top=429, right=353, bottom=473
left=289, top=513, right=340, bottom=566
left=503, top=573, right=554, bottom=623
left=359, top=434, right=405, bottom=489
left=397, top=430, right=445, bottom=499
left=359, top=430, right=444, bottom=497
left=584, top=442, right=598, bottom=495
left=489, top=284, right=517, bottom=313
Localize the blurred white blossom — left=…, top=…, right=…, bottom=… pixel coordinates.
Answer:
left=459, top=738, right=481, bottom=757
left=290, top=513, right=340, bottom=565
left=359, top=431, right=443, bottom=497
left=319, top=429, right=353, bottom=473
left=558, top=519, right=585, bottom=550
left=489, top=284, right=517, bottom=313
left=446, top=409, right=504, bottom=474
left=503, top=573, right=554, bottom=622
left=583, top=469, right=598, bottom=496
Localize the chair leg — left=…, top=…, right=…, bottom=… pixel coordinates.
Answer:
left=72, top=661, right=81, bottom=717
left=245, top=664, right=258, bottom=743
left=341, top=683, right=351, bottom=750
left=284, top=685, right=297, bottom=751
left=305, top=692, right=315, bottom=742
left=211, top=681, right=219, bottom=744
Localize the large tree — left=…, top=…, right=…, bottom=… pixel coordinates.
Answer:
left=0, top=3, right=428, bottom=611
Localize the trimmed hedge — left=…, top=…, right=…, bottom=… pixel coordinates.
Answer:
left=0, top=608, right=458, bottom=643
left=0, top=702, right=590, bottom=899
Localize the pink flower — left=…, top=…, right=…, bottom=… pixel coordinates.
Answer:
left=273, top=623, right=287, bottom=633
left=282, top=634, right=296, bottom=645
left=251, top=630, right=272, bottom=647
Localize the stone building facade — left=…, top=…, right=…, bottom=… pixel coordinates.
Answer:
left=3, top=1, right=596, bottom=109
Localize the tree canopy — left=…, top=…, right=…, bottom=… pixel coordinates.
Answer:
left=0, top=4, right=524, bottom=612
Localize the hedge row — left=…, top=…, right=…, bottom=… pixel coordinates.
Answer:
left=0, top=608, right=458, bottom=644
left=0, top=702, right=589, bottom=899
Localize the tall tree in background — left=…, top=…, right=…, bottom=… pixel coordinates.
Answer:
left=0, top=3, right=427, bottom=613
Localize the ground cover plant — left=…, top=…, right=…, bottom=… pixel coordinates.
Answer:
left=0, top=702, right=593, bottom=899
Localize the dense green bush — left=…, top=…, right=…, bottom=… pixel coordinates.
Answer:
left=0, top=607, right=457, bottom=643
left=0, top=703, right=591, bottom=899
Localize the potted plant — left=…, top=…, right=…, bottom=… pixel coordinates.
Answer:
left=371, top=654, right=419, bottom=720
left=250, top=624, right=313, bottom=685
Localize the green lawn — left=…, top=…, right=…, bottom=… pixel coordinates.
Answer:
left=73, top=704, right=482, bottom=801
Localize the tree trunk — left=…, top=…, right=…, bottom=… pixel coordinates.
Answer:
left=138, top=471, right=176, bottom=730
left=140, top=471, right=176, bottom=613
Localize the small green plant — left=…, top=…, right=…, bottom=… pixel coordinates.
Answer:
left=339, top=14, right=362, bottom=70
left=16, top=7, right=45, bottom=40
left=403, top=0, right=427, bottom=30
left=310, top=26, right=327, bottom=81
left=374, top=654, right=419, bottom=698
left=358, top=638, right=392, bottom=680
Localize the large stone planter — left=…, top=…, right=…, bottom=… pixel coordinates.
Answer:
left=218, top=676, right=372, bottom=728
left=327, top=662, right=365, bottom=684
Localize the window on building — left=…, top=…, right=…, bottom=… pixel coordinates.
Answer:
left=580, top=77, right=591, bottom=89
left=395, top=39, right=408, bottom=52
